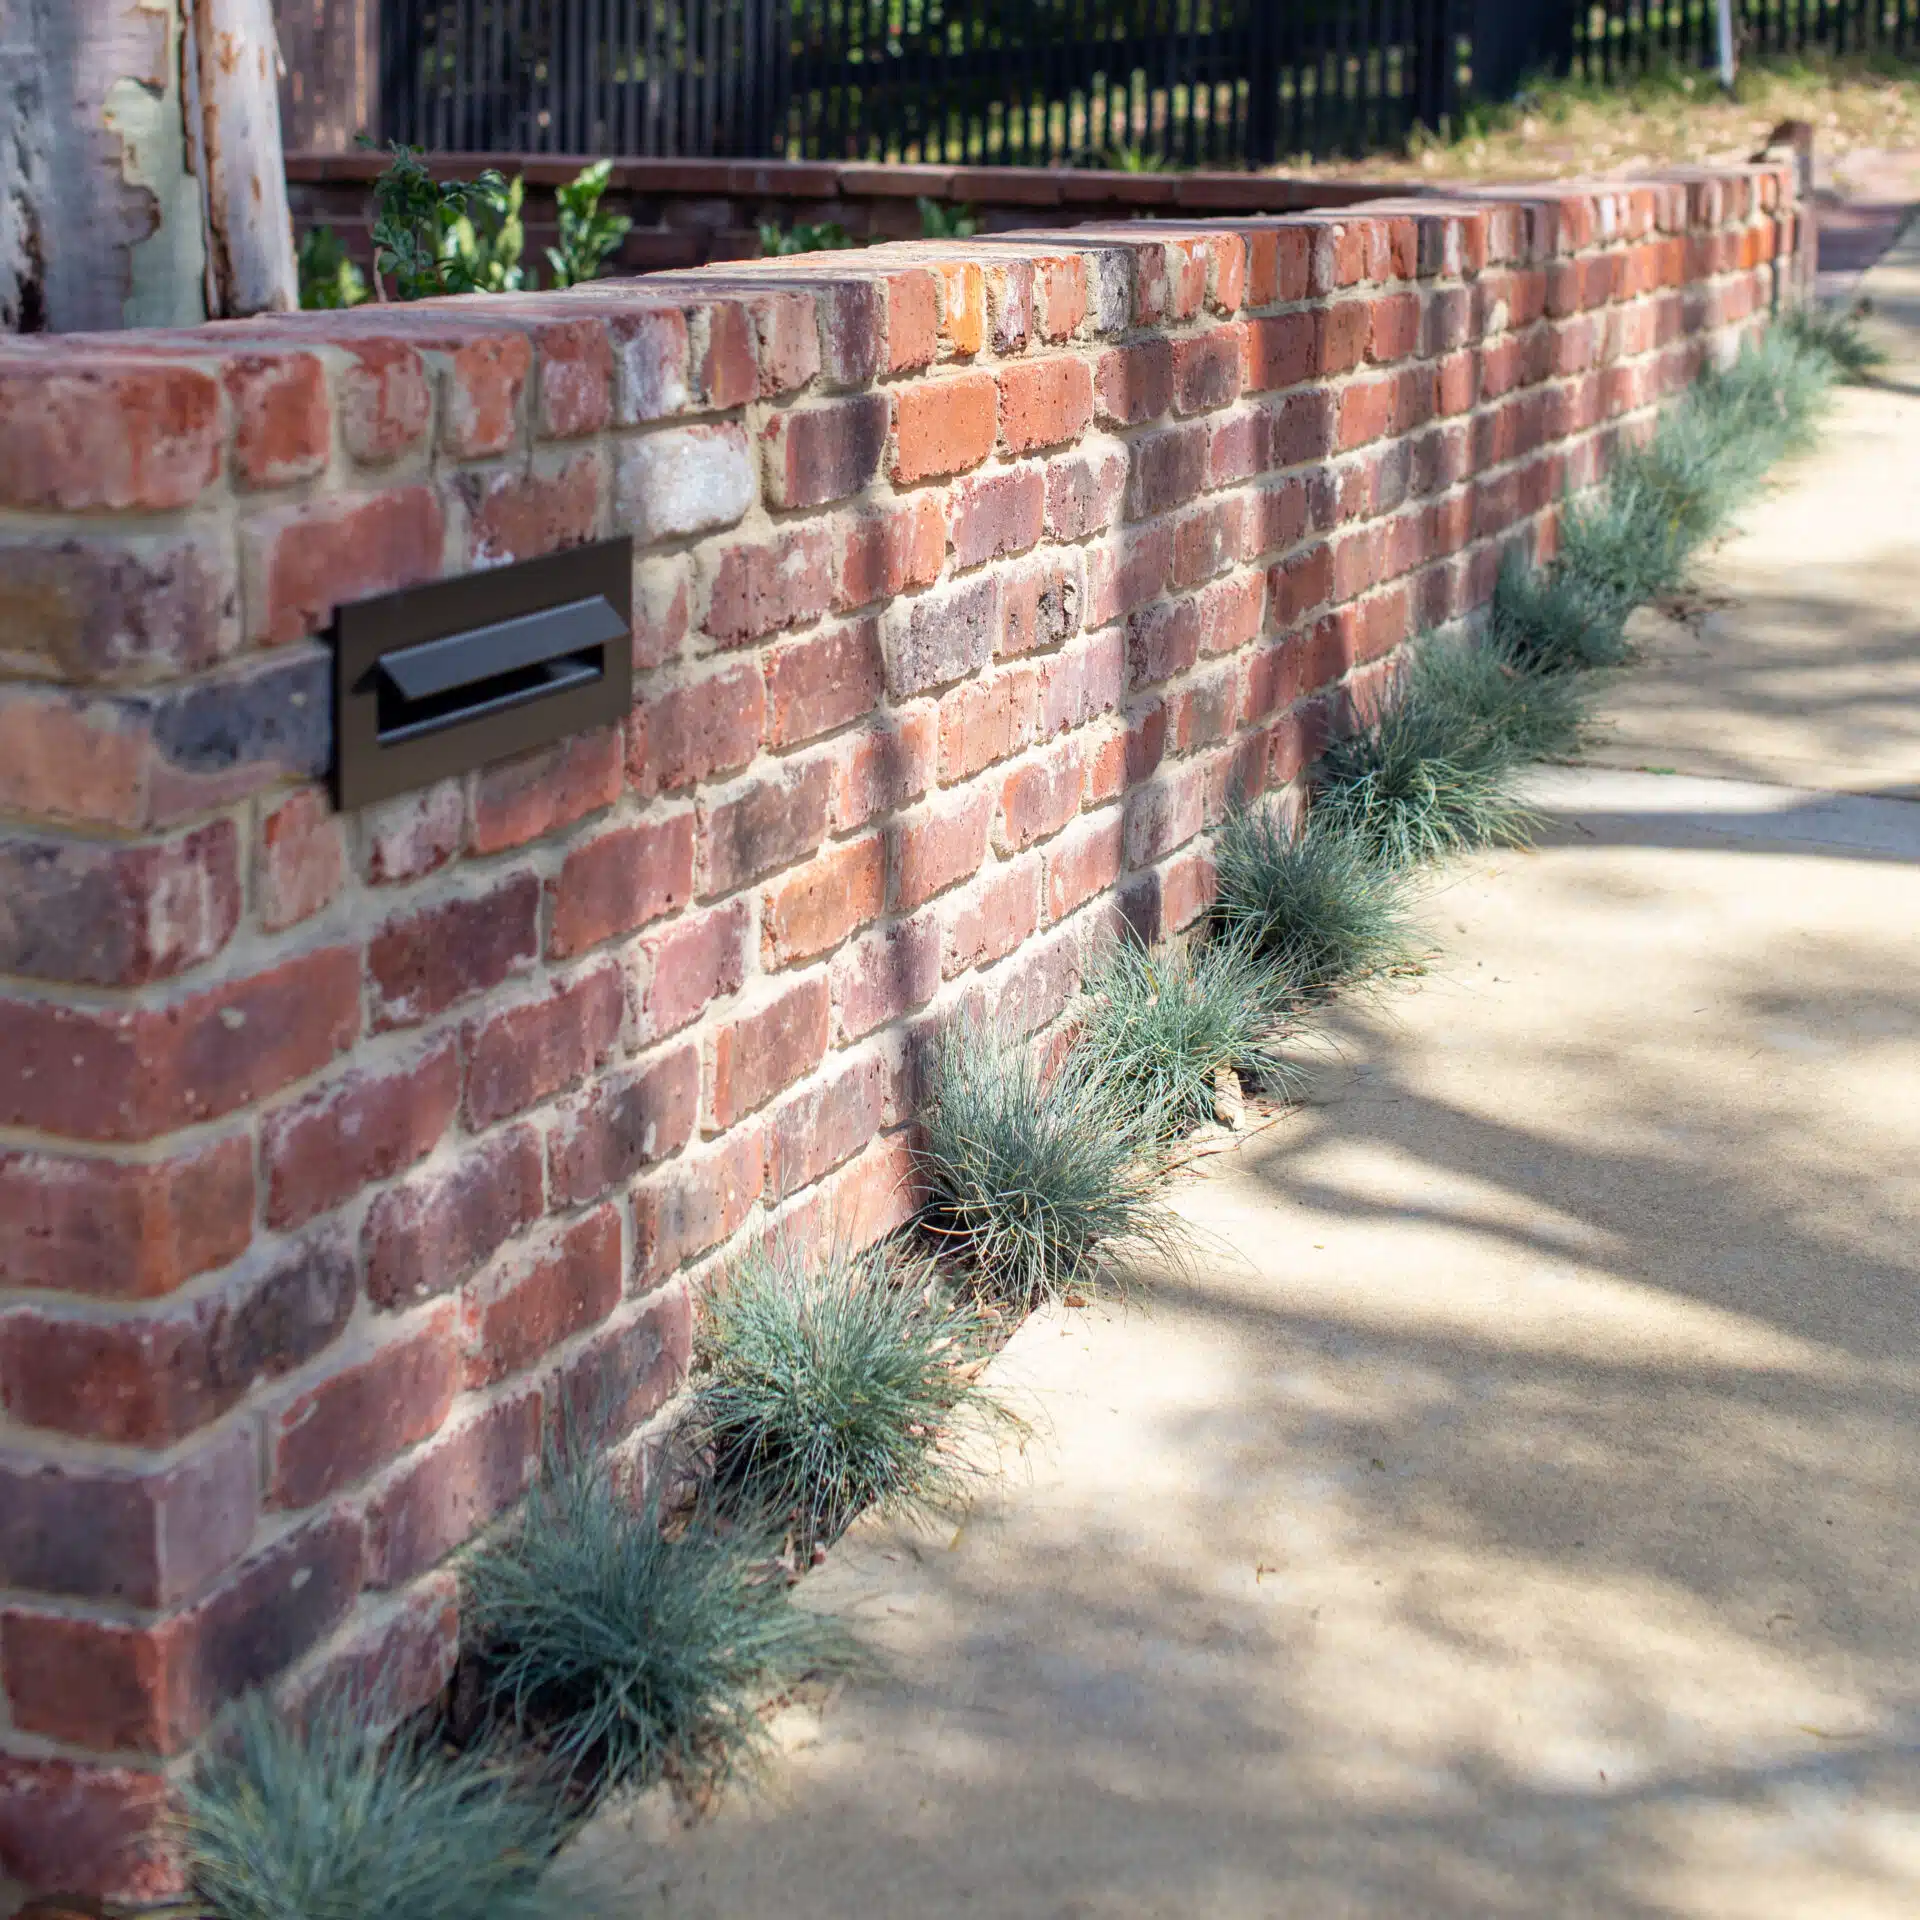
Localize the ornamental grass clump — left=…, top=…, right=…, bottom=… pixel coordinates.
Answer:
left=1488, top=546, right=1634, bottom=673
left=916, top=1016, right=1184, bottom=1309
left=1074, top=934, right=1302, bottom=1138
left=463, top=1440, right=847, bottom=1798
left=1212, top=805, right=1419, bottom=993
left=180, top=1692, right=589, bottom=1920
left=1779, top=300, right=1887, bottom=383
left=691, top=1238, right=1001, bottom=1557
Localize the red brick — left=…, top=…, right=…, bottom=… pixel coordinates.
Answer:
left=0, top=1757, right=182, bottom=1905
left=269, top=1305, right=459, bottom=1509
left=255, top=786, right=345, bottom=932
left=550, top=1043, right=700, bottom=1205
left=1045, top=445, right=1128, bottom=540
left=458, top=451, right=603, bottom=566
left=263, top=1036, right=460, bottom=1231
left=548, top=813, right=695, bottom=958
left=363, top=1127, right=544, bottom=1309
left=362, top=779, right=465, bottom=885
left=635, top=899, right=749, bottom=1043
left=1124, top=761, right=1208, bottom=868
left=0, top=818, right=239, bottom=987
left=368, top=874, right=539, bottom=1029
left=763, top=834, right=886, bottom=968
left=891, top=785, right=995, bottom=911
left=1094, top=338, right=1172, bottom=424
left=1035, top=254, right=1089, bottom=340
left=633, top=559, right=690, bottom=671
left=938, top=665, right=1039, bottom=782
left=891, top=372, right=998, bottom=484
left=469, top=724, right=624, bottom=853
left=935, top=260, right=987, bottom=355
left=998, top=747, right=1084, bottom=852
left=1038, top=627, right=1127, bottom=734
left=242, top=487, right=445, bottom=646
left=764, top=1050, right=888, bottom=1201
left=1365, top=291, right=1422, bottom=364
left=0, top=946, right=360, bottom=1144
left=364, top=1391, right=543, bottom=1589
left=464, top=962, right=625, bottom=1129
left=828, top=912, right=943, bottom=1042
left=1127, top=598, right=1201, bottom=689
left=817, top=280, right=887, bottom=386
left=226, top=353, right=331, bottom=489
left=762, top=393, right=889, bottom=509
left=461, top=1206, right=623, bottom=1388
left=535, top=314, right=615, bottom=439
left=710, top=975, right=831, bottom=1128
left=698, top=300, right=759, bottom=407
left=1126, top=421, right=1211, bottom=518
left=1336, top=376, right=1397, bottom=451
left=0, top=1137, right=252, bottom=1301
left=1172, top=326, right=1246, bottom=414
left=1000, top=552, right=1085, bottom=658
left=0, top=1227, right=356, bottom=1446
left=1045, top=811, right=1125, bottom=922
left=775, top=1131, right=918, bottom=1255
left=1171, top=497, right=1246, bottom=590
left=1268, top=387, right=1337, bottom=468
left=338, top=340, right=432, bottom=465
left=1198, top=570, right=1266, bottom=655
left=1127, top=700, right=1169, bottom=784
left=437, top=331, right=533, bottom=459
left=884, top=572, right=998, bottom=696
left=743, top=288, right=822, bottom=395
left=627, top=663, right=765, bottom=798
left=1171, top=665, right=1238, bottom=753
left=942, top=858, right=1039, bottom=976
left=547, top=1283, right=692, bottom=1447
left=886, top=269, right=941, bottom=372
left=766, top=619, right=884, bottom=747
left=829, top=710, right=939, bottom=831
left=702, top=524, right=835, bottom=643
left=1085, top=523, right=1174, bottom=627
left=632, top=1130, right=764, bottom=1286
left=1246, top=311, right=1315, bottom=391
left=0, top=358, right=221, bottom=512
left=998, top=357, right=1095, bottom=454
left=836, top=495, right=946, bottom=609
left=1081, top=724, right=1127, bottom=805
left=949, top=466, right=1045, bottom=570
left=1160, top=843, right=1217, bottom=932
left=699, top=759, right=831, bottom=895
left=610, top=306, right=692, bottom=423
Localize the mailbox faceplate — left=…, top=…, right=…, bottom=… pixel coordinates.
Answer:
left=331, top=538, right=634, bottom=811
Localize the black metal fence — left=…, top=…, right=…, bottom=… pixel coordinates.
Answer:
left=373, top=1, right=1920, bottom=166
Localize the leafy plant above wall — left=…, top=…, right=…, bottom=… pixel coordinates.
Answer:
left=758, top=218, right=862, bottom=256
left=548, top=160, right=634, bottom=289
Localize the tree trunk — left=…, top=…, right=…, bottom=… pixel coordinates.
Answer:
left=0, top=0, right=294, bottom=335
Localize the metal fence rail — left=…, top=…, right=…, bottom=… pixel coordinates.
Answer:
left=1573, top=0, right=1920, bottom=79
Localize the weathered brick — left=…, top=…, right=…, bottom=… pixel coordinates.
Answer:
left=1124, top=761, right=1209, bottom=868
left=883, top=572, right=998, bottom=697
left=627, top=662, right=765, bottom=797
left=463, top=962, right=624, bottom=1129
left=998, top=747, right=1084, bottom=852
left=635, top=899, right=750, bottom=1044
left=699, top=758, right=832, bottom=895
left=828, top=911, right=943, bottom=1042
left=1000, top=551, right=1084, bottom=658
left=1246, top=311, right=1315, bottom=390
left=891, top=372, right=997, bottom=484
left=0, top=945, right=360, bottom=1143
left=937, top=663, right=1039, bottom=783
left=885, top=269, right=941, bottom=372
left=225, top=353, right=331, bottom=489
left=1126, top=421, right=1211, bottom=519
left=1268, top=388, right=1337, bottom=469
left=0, top=819, right=239, bottom=986
left=817, top=279, right=887, bottom=386
left=1044, top=811, right=1125, bottom=922
left=0, top=1426, right=256, bottom=1607
left=764, top=1049, right=888, bottom=1200
left=242, top=487, right=446, bottom=647
left=548, top=813, right=695, bottom=958
left=462, top=1205, right=623, bottom=1388
left=943, top=857, right=1040, bottom=976
left=609, top=306, right=692, bottom=423
left=709, top=975, right=831, bottom=1128
left=1171, top=326, right=1245, bottom=414
left=632, top=1130, right=764, bottom=1286
left=264, top=1035, right=461, bottom=1231
left=836, top=494, right=946, bottom=609
left=269, top=1305, right=460, bottom=1509
left=1271, top=543, right=1333, bottom=624
left=762, top=393, right=889, bottom=509
left=1127, top=598, right=1201, bottom=689
left=368, top=875, right=540, bottom=1029
left=936, top=261, right=988, bottom=355
left=998, top=357, right=1095, bottom=454
left=0, top=1757, right=182, bottom=1906
left=890, top=784, right=995, bottom=911
left=535, top=314, right=614, bottom=439
left=469, top=724, right=624, bottom=852
left=339, top=340, right=433, bottom=465
left=702, top=524, right=835, bottom=643
left=1198, top=570, right=1266, bottom=655
left=255, top=786, right=345, bottom=932
left=1034, top=253, right=1089, bottom=340
left=1171, top=496, right=1245, bottom=590
left=550, top=1043, right=701, bottom=1205
left=364, top=1390, right=543, bottom=1589
left=546, top=1283, right=691, bottom=1447
left=697, top=300, right=760, bottom=408
left=458, top=451, right=604, bottom=566
left=828, top=709, right=939, bottom=830
left=0, top=1137, right=252, bottom=1301
left=762, top=834, right=887, bottom=968
left=949, top=466, right=1045, bottom=570
left=363, top=1127, right=544, bottom=1309
left=0, top=1229, right=356, bottom=1445
left=0, top=357, right=221, bottom=512
left=614, top=423, right=755, bottom=544
left=1044, top=444, right=1128, bottom=540
left=766, top=619, right=884, bottom=747
left=1094, top=338, right=1172, bottom=424
left=361, top=778, right=466, bottom=884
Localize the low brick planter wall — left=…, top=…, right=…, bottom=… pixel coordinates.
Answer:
left=0, top=164, right=1801, bottom=1905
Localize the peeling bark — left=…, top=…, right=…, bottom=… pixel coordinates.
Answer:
left=192, top=0, right=297, bottom=317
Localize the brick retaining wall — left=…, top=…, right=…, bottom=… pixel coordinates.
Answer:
left=0, top=163, right=1802, bottom=1905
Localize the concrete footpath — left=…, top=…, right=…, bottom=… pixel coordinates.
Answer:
left=566, top=243, right=1920, bottom=1918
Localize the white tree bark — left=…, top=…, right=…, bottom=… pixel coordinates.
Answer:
left=0, top=0, right=293, bottom=334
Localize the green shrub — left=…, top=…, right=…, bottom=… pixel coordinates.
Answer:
left=181, top=1692, right=585, bottom=1920
left=1487, top=548, right=1631, bottom=673
left=296, top=225, right=368, bottom=311
left=692, top=1237, right=999, bottom=1555
left=918, top=196, right=979, bottom=239
left=547, top=160, right=632, bottom=288
left=1074, top=934, right=1301, bottom=1138
left=1213, top=806, right=1418, bottom=993
left=915, top=1016, right=1183, bottom=1308
left=368, top=145, right=525, bottom=298
left=758, top=219, right=861, bottom=256
left=464, top=1441, right=846, bottom=1796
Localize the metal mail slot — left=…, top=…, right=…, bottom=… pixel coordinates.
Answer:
left=332, top=538, right=633, bottom=810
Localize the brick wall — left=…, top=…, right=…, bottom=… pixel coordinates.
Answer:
left=0, top=164, right=1802, bottom=1907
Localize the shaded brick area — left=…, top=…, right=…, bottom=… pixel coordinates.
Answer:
left=0, top=165, right=1803, bottom=1905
